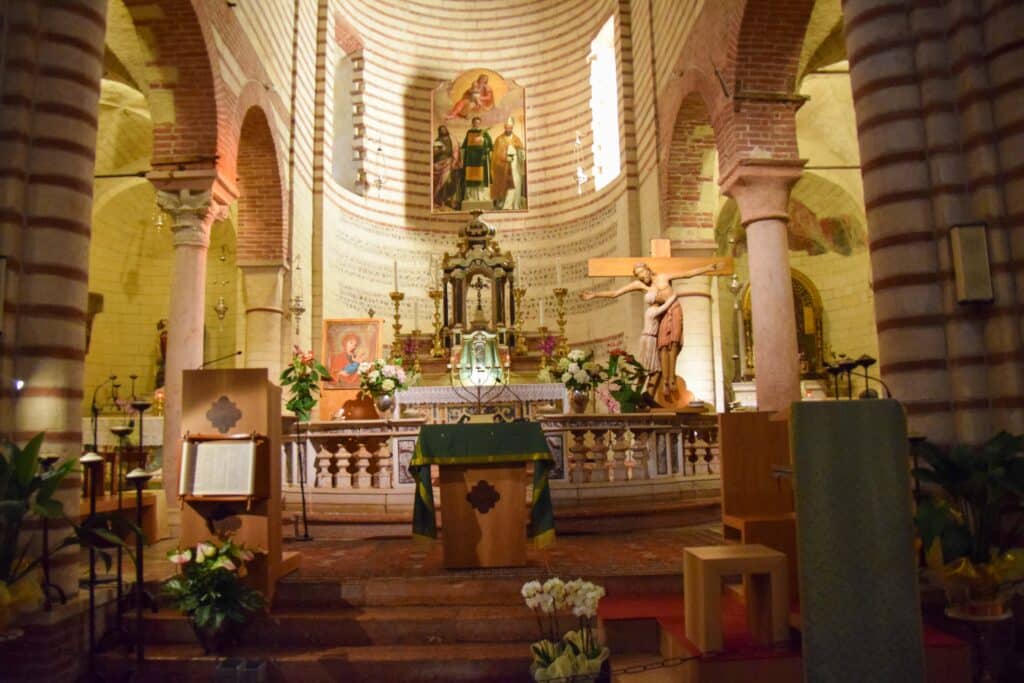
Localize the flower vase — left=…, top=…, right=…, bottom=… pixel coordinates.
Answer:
left=374, top=393, right=394, bottom=418
left=569, top=389, right=590, bottom=414
left=192, top=621, right=238, bottom=655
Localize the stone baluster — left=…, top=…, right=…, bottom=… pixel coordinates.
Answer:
left=353, top=441, right=373, bottom=488
left=589, top=428, right=610, bottom=483
left=609, top=428, right=630, bottom=482
left=568, top=429, right=589, bottom=484
left=335, top=442, right=354, bottom=489
left=374, top=438, right=393, bottom=489
left=685, top=430, right=699, bottom=476
left=315, top=448, right=333, bottom=489
left=630, top=429, right=651, bottom=481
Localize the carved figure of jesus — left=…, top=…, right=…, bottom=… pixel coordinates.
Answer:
left=582, top=261, right=721, bottom=401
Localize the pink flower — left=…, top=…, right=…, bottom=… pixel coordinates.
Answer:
left=168, top=549, right=192, bottom=565
left=214, top=557, right=237, bottom=572
left=239, top=549, right=255, bottom=562
left=195, top=542, right=216, bottom=562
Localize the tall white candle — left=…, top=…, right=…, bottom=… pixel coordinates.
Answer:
left=556, top=259, right=563, bottom=286
left=539, top=299, right=545, bottom=327
left=393, top=259, right=399, bottom=291
left=414, top=301, right=420, bottom=330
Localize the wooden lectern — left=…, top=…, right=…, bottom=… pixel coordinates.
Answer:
left=179, top=369, right=300, bottom=602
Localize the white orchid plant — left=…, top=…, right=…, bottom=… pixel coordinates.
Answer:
left=522, top=577, right=610, bottom=681
left=556, top=350, right=608, bottom=392
left=358, top=359, right=408, bottom=398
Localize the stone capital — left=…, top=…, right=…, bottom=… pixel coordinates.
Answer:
left=156, top=189, right=230, bottom=249
left=719, top=159, right=806, bottom=227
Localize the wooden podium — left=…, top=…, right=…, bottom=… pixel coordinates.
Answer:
left=179, top=369, right=300, bottom=602
left=410, top=423, right=556, bottom=569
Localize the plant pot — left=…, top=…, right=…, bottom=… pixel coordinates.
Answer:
left=374, top=393, right=394, bottom=417
left=569, top=389, right=590, bottom=414
left=192, top=621, right=239, bottom=655
left=964, top=597, right=1008, bottom=618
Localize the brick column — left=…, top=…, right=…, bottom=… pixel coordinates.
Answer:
left=240, top=263, right=286, bottom=379
left=156, top=189, right=228, bottom=503
left=721, top=160, right=804, bottom=413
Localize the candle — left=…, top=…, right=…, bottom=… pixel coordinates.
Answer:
left=393, top=259, right=399, bottom=291
left=556, top=259, right=563, bottom=286
left=539, top=299, right=545, bottom=327
left=414, top=301, right=420, bottom=330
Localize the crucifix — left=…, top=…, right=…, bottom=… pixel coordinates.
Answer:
left=583, top=238, right=733, bottom=406
left=468, top=275, right=490, bottom=328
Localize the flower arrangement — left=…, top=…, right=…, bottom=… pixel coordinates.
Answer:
left=279, top=346, right=332, bottom=422
left=522, top=577, right=609, bottom=682
left=604, top=349, right=648, bottom=413
left=358, top=359, right=409, bottom=398
left=163, top=539, right=266, bottom=653
left=556, top=350, right=607, bottom=392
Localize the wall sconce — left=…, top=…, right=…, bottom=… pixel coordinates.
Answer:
left=289, top=256, right=305, bottom=335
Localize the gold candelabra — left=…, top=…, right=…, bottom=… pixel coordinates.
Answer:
left=553, top=288, right=569, bottom=358
left=512, top=286, right=528, bottom=355
left=409, top=330, right=422, bottom=376
left=389, top=291, right=404, bottom=362
left=428, top=288, right=444, bottom=358
left=538, top=325, right=551, bottom=374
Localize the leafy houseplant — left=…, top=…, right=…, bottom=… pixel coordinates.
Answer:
left=279, top=346, right=332, bottom=422
left=163, top=539, right=266, bottom=653
left=522, top=578, right=610, bottom=682
left=913, top=431, right=1024, bottom=614
left=603, top=349, right=648, bottom=413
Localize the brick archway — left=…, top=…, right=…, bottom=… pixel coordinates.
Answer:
left=236, top=106, right=287, bottom=265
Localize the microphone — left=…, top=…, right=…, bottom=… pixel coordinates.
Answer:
left=197, top=350, right=242, bottom=369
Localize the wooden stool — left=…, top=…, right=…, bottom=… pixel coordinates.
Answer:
left=683, top=544, right=789, bottom=653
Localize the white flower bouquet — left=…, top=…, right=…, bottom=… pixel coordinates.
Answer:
left=555, top=350, right=608, bottom=392
left=522, top=577, right=610, bottom=682
left=357, top=359, right=408, bottom=398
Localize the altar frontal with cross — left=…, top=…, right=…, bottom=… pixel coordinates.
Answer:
left=586, top=239, right=733, bottom=407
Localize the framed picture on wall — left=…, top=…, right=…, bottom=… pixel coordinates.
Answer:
left=322, top=318, right=383, bottom=390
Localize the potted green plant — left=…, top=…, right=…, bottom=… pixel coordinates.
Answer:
left=1, top=433, right=135, bottom=637
left=279, top=345, right=332, bottom=423
left=162, top=539, right=265, bottom=653
left=913, top=431, right=1024, bottom=615
left=522, top=577, right=610, bottom=682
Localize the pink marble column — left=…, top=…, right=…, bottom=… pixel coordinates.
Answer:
left=721, top=160, right=804, bottom=413
left=156, top=189, right=228, bottom=503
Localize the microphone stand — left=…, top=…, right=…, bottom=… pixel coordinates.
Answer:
left=197, top=349, right=243, bottom=369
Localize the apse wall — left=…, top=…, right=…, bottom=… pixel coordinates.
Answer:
left=321, top=0, right=644, bottom=354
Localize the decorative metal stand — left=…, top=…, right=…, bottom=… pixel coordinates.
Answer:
left=428, top=288, right=445, bottom=358
left=109, top=425, right=134, bottom=642
left=537, top=326, right=551, bottom=376
left=80, top=452, right=104, bottom=681
left=390, top=290, right=404, bottom=363
left=39, top=454, right=66, bottom=611
left=512, top=286, right=528, bottom=355
left=125, top=467, right=155, bottom=676
left=130, top=396, right=153, bottom=469
left=553, top=287, right=569, bottom=359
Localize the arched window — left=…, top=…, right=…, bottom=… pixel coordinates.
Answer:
left=332, top=56, right=358, bottom=190
left=590, top=16, right=621, bottom=191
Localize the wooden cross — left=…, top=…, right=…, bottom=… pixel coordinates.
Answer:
left=586, top=239, right=734, bottom=279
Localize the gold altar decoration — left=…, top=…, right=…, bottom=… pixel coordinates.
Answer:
left=512, top=286, right=528, bottom=355
left=429, top=288, right=445, bottom=358
left=553, top=288, right=568, bottom=359
left=390, top=291, right=404, bottom=363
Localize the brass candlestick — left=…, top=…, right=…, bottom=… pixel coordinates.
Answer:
left=410, top=331, right=423, bottom=376
left=553, top=287, right=569, bottom=358
left=390, top=291, right=404, bottom=362
left=512, top=286, right=528, bottom=355
left=428, top=288, right=444, bottom=358
left=538, top=325, right=551, bottom=374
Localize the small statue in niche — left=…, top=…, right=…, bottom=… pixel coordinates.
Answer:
left=155, top=318, right=168, bottom=389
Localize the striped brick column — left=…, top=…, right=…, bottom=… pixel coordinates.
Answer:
left=157, top=189, right=227, bottom=504
left=721, top=160, right=804, bottom=413
left=842, top=0, right=957, bottom=442
left=0, top=0, right=108, bottom=596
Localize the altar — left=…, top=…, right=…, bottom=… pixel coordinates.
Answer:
left=395, top=382, right=565, bottom=424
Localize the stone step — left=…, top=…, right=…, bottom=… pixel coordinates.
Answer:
left=99, top=642, right=534, bottom=682
left=272, top=574, right=682, bottom=609
left=128, top=605, right=560, bottom=647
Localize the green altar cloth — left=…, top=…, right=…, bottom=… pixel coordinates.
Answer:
left=410, top=422, right=556, bottom=547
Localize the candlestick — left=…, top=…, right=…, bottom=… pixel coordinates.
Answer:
left=414, top=300, right=420, bottom=331
left=538, top=325, right=551, bottom=375
left=512, top=286, right=528, bottom=355
left=390, top=290, right=404, bottom=362
left=393, top=259, right=399, bottom=291
left=428, top=288, right=444, bottom=358
left=539, top=299, right=545, bottom=328
left=553, top=287, right=569, bottom=359
left=556, top=259, right=563, bottom=286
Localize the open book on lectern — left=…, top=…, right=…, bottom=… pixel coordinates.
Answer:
left=179, top=439, right=258, bottom=497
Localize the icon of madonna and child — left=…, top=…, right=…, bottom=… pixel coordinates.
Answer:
left=323, top=319, right=382, bottom=390
left=431, top=69, right=526, bottom=214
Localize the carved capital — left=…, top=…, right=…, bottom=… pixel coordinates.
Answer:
left=719, top=159, right=806, bottom=227
left=156, top=189, right=229, bottom=249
